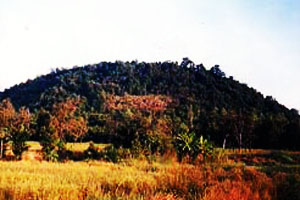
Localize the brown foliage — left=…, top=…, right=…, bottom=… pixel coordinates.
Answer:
left=104, top=95, right=173, bottom=149
left=0, top=99, right=16, bottom=135
left=50, top=98, right=87, bottom=141
left=11, top=107, right=31, bottom=133
left=0, top=99, right=31, bottom=137
left=107, top=95, right=173, bottom=112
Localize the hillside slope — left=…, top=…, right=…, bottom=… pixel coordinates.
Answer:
left=1, top=58, right=299, bottom=149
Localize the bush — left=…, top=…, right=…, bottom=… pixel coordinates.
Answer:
left=40, top=136, right=67, bottom=162
left=97, top=145, right=133, bottom=163
left=101, top=145, right=120, bottom=163
left=130, top=131, right=173, bottom=159
left=174, top=131, right=199, bottom=162
left=198, top=135, right=214, bottom=160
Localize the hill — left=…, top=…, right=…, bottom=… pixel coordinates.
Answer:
left=0, top=58, right=299, bottom=150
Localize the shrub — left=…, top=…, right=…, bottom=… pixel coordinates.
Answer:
left=132, top=132, right=173, bottom=158
left=174, top=131, right=198, bottom=162
left=98, top=145, right=133, bottom=163
left=41, top=138, right=67, bottom=162
left=198, top=135, right=214, bottom=161
left=101, top=145, right=120, bottom=163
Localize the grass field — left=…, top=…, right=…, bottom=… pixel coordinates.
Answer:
left=0, top=143, right=300, bottom=200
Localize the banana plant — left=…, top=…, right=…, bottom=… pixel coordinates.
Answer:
left=175, top=132, right=214, bottom=163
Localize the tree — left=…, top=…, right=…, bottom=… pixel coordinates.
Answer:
left=50, top=98, right=87, bottom=141
left=33, top=98, right=88, bottom=161
left=35, top=108, right=57, bottom=161
left=1, top=59, right=299, bottom=152
left=219, top=108, right=229, bottom=149
left=0, top=99, right=32, bottom=160
left=67, top=116, right=88, bottom=142
left=227, top=110, right=245, bottom=151
left=210, top=65, right=225, bottom=77
left=8, top=107, right=32, bottom=159
left=105, top=95, right=173, bottom=153
left=0, top=99, right=15, bottom=159
left=256, top=113, right=288, bottom=149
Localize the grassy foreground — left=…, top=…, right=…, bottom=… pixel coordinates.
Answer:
left=0, top=160, right=267, bottom=200
left=1, top=144, right=300, bottom=200
left=0, top=157, right=299, bottom=200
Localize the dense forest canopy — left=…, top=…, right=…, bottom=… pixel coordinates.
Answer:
left=0, top=58, right=299, bottom=152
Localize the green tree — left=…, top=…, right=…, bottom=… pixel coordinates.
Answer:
left=35, top=108, right=57, bottom=161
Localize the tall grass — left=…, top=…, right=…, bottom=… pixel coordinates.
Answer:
left=0, top=159, right=284, bottom=200
left=1, top=144, right=299, bottom=199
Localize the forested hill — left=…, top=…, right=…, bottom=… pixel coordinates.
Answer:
left=0, top=58, right=299, bottom=149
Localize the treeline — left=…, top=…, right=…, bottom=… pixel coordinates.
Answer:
left=0, top=58, right=299, bottom=156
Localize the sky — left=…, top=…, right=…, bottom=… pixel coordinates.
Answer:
left=0, top=0, right=299, bottom=110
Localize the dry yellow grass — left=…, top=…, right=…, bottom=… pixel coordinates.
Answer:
left=65, top=142, right=108, bottom=152
left=24, top=141, right=108, bottom=152
left=0, top=159, right=278, bottom=200
left=0, top=160, right=179, bottom=200
left=1, top=144, right=299, bottom=200
left=5, top=141, right=108, bottom=160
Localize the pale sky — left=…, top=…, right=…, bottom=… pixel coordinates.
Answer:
left=0, top=0, right=299, bottom=110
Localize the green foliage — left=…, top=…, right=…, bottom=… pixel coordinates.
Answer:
left=35, top=109, right=58, bottom=161
left=37, top=100, right=88, bottom=162
left=174, top=131, right=198, bottom=162
left=40, top=137, right=66, bottom=162
left=133, top=132, right=173, bottom=157
left=174, top=128, right=214, bottom=163
left=100, top=145, right=120, bottom=163
left=0, top=59, right=299, bottom=151
left=96, top=145, right=133, bottom=163
left=174, top=133, right=193, bottom=162
left=198, top=135, right=214, bottom=160
left=10, top=128, right=30, bottom=160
